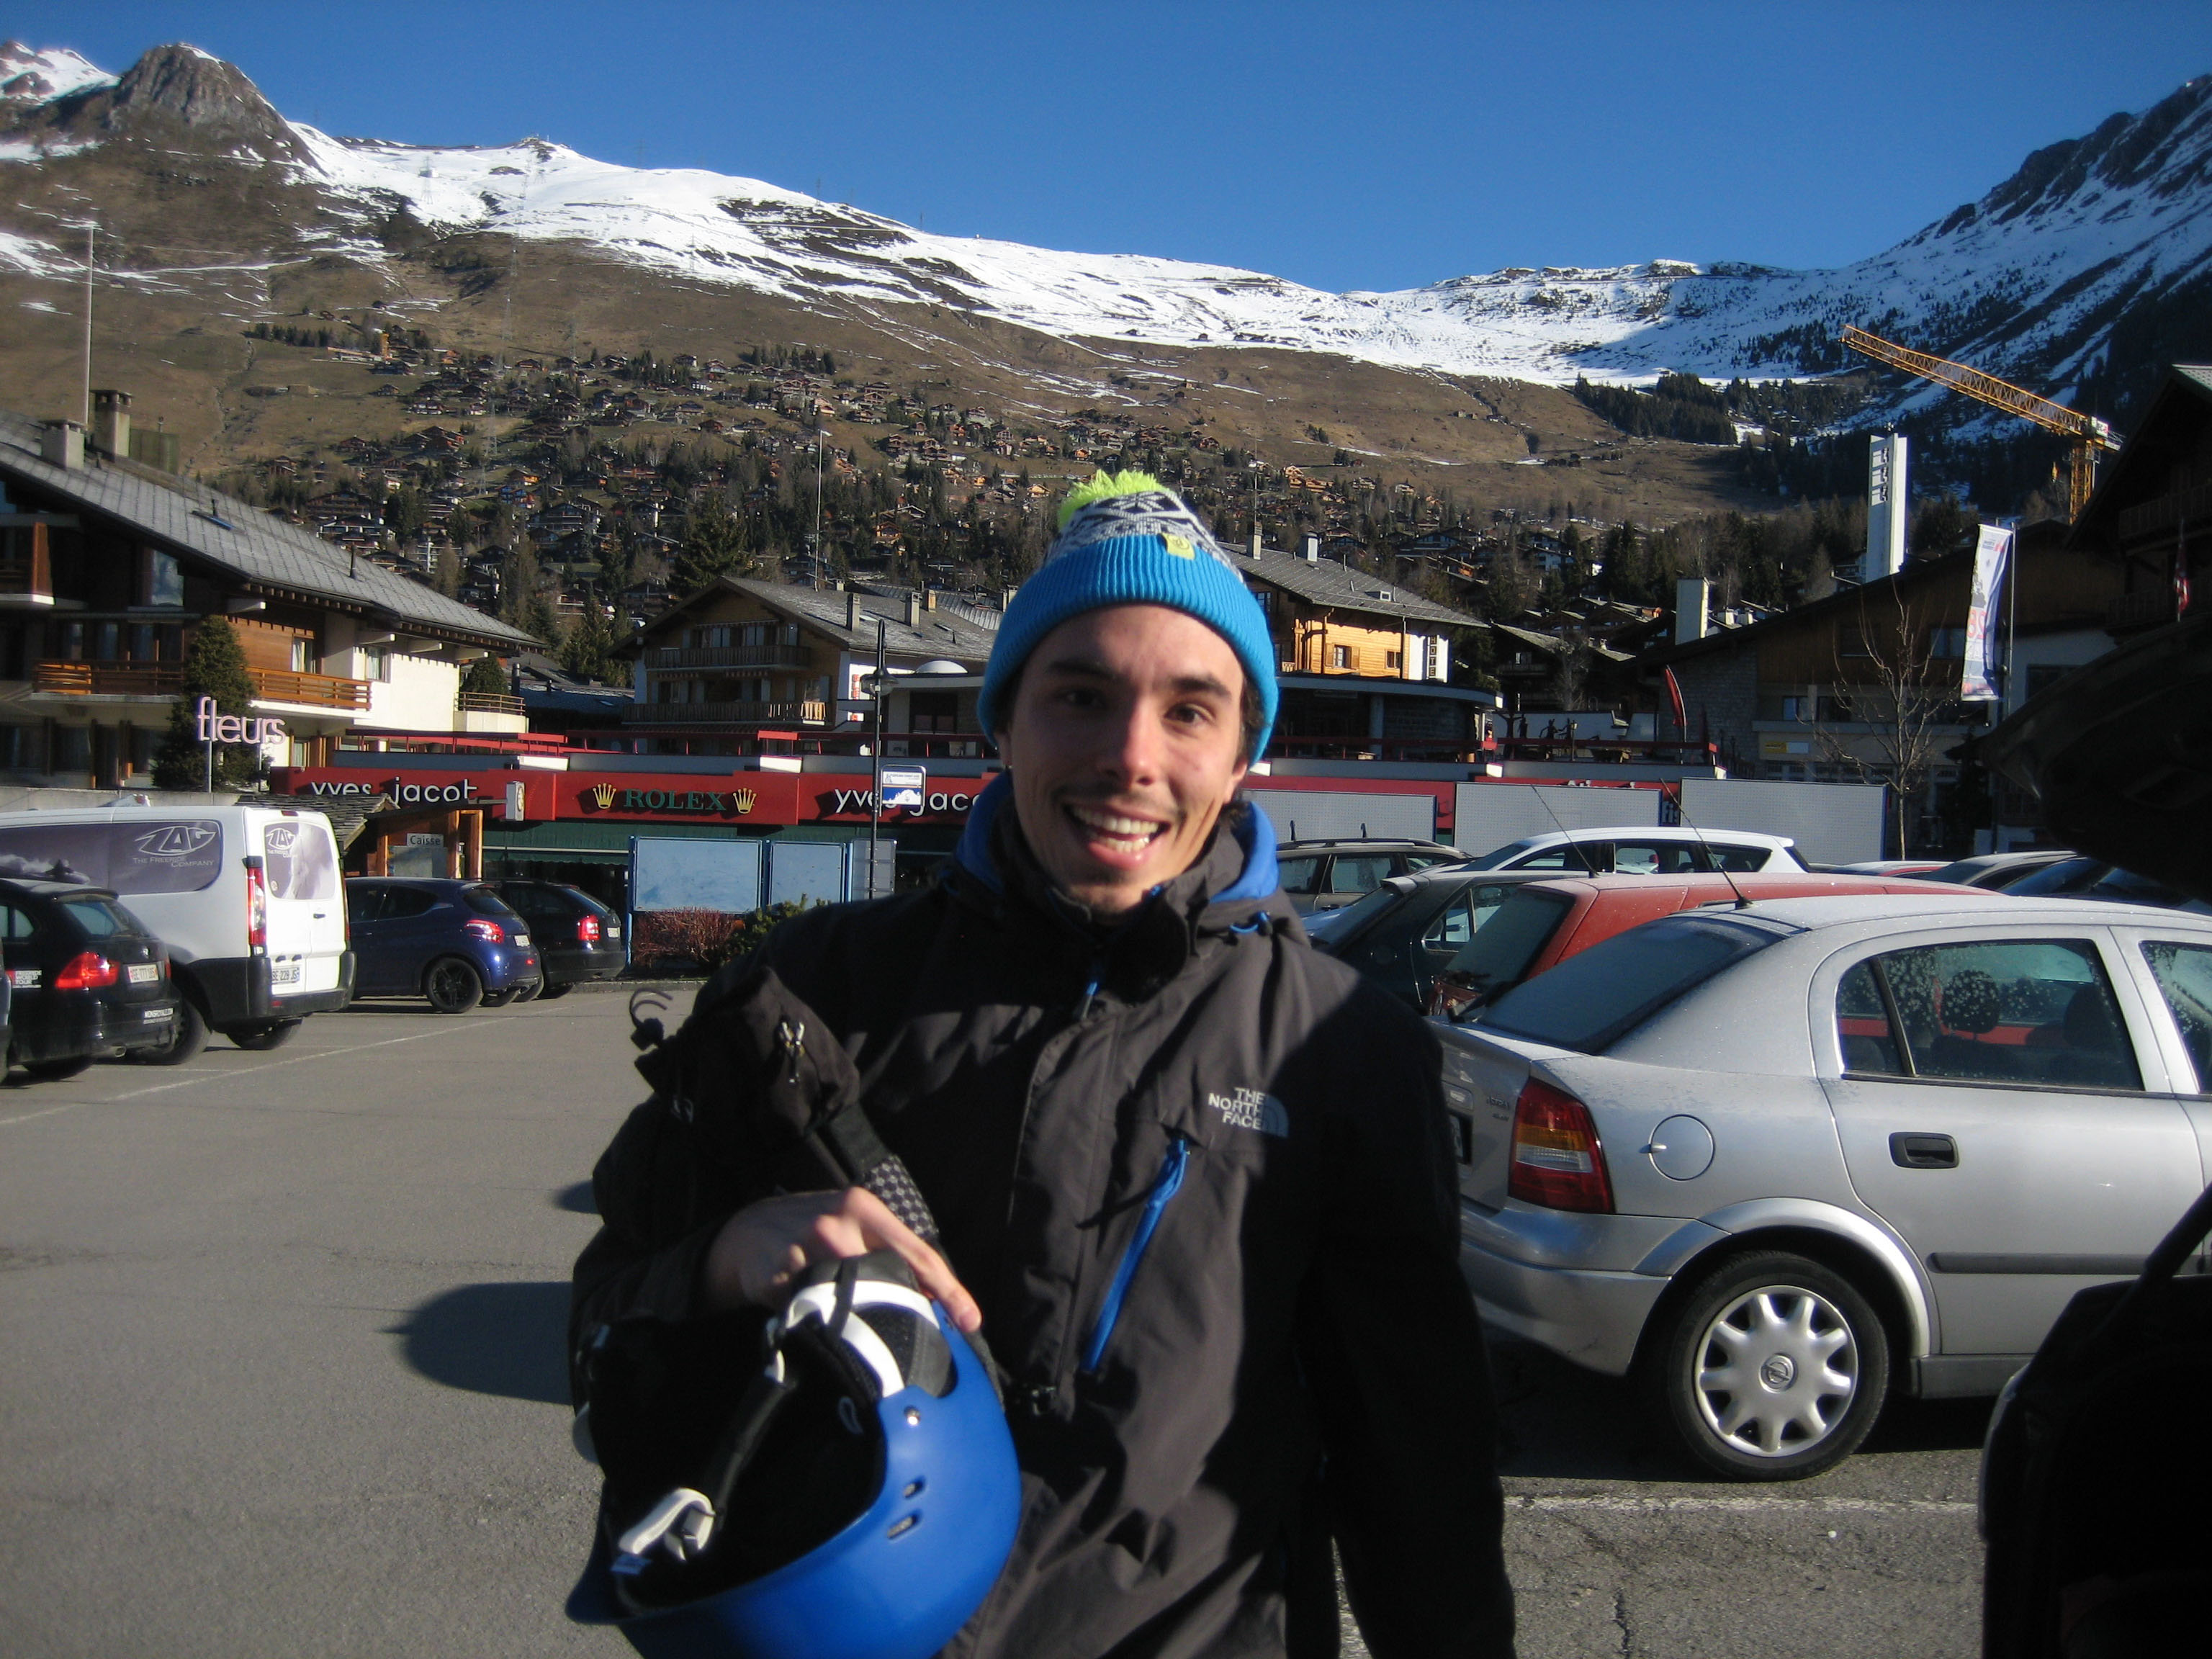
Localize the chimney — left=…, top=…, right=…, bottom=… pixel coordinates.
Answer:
left=1000, top=585, right=1019, bottom=612
left=1303, top=534, right=1321, bottom=562
left=40, top=420, right=84, bottom=470
left=1673, top=577, right=1709, bottom=645
left=904, top=590, right=922, bottom=628
left=91, top=389, right=131, bottom=459
left=922, top=588, right=938, bottom=612
left=845, top=590, right=860, bottom=629
left=1247, top=525, right=1263, bottom=559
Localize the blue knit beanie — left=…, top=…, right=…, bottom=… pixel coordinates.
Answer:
left=979, top=472, right=1278, bottom=757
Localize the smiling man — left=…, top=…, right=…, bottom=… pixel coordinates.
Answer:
left=572, top=475, right=1515, bottom=1658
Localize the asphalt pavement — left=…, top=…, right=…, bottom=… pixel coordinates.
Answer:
left=0, top=992, right=1984, bottom=1658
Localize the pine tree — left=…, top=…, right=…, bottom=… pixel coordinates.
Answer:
left=670, top=490, right=755, bottom=595
left=153, top=617, right=260, bottom=791
left=462, top=655, right=509, bottom=698
left=560, top=601, right=618, bottom=684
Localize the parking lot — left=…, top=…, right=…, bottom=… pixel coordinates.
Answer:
left=0, top=993, right=1983, bottom=1658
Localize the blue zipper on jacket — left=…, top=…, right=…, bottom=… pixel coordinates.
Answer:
left=1081, top=1136, right=1190, bottom=1374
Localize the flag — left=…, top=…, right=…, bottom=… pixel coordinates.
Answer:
left=1663, top=666, right=1687, bottom=731
left=1961, top=525, right=2013, bottom=701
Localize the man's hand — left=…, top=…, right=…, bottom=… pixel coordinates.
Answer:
left=703, top=1187, right=982, bottom=1333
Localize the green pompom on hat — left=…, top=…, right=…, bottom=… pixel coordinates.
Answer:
left=977, top=471, right=1277, bottom=755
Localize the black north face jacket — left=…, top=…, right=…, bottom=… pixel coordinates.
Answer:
left=572, top=779, right=1514, bottom=1658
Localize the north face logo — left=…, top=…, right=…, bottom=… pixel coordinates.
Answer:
left=1209, top=1087, right=1289, bottom=1138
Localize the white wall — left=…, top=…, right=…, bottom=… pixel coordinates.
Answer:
left=1454, top=783, right=1661, bottom=858
left=1676, top=778, right=1887, bottom=866
left=371, top=652, right=464, bottom=731
left=1249, top=788, right=1434, bottom=842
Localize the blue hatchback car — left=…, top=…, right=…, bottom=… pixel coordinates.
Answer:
left=343, top=878, right=542, bottom=1013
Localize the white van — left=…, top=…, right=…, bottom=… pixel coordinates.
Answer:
left=0, top=805, right=354, bottom=1057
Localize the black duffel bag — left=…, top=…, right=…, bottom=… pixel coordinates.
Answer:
left=1980, top=1182, right=2212, bottom=1658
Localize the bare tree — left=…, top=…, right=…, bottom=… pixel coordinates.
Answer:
left=1548, top=638, right=1593, bottom=711
left=1813, top=584, right=1956, bottom=856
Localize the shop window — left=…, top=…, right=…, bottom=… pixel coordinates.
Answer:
left=52, top=726, right=91, bottom=776
left=909, top=690, right=958, bottom=733
left=0, top=725, right=40, bottom=770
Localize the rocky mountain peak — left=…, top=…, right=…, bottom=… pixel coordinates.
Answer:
left=8, top=42, right=302, bottom=162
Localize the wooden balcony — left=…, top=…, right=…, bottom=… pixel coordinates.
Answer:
left=623, top=698, right=828, bottom=726
left=32, top=661, right=373, bottom=711
left=457, top=690, right=525, bottom=716
left=648, top=643, right=814, bottom=670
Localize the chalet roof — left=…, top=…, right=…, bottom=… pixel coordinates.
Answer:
left=0, top=410, right=535, bottom=650
left=1637, top=521, right=2068, bottom=670
left=2068, top=364, right=2212, bottom=547
left=629, top=577, right=999, bottom=665
left=1236, top=543, right=1479, bottom=629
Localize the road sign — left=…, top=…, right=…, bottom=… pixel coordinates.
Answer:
left=880, top=766, right=926, bottom=811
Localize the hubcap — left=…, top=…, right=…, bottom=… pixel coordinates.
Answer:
left=1692, top=1285, right=1858, bottom=1457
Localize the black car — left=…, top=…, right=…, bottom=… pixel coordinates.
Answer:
left=0, top=878, right=186, bottom=1077
left=2001, top=856, right=2209, bottom=911
left=1273, top=837, right=1465, bottom=914
left=485, top=881, right=625, bottom=997
left=1302, top=866, right=1561, bottom=1009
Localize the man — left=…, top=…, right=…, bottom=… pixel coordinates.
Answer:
left=573, top=473, right=1515, bottom=1657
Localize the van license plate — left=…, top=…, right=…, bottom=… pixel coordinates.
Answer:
left=271, top=961, right=302, bottom=988
left=127, top=963, right=160, bottom=984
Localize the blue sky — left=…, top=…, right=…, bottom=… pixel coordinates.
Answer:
left=13, top=1, right=2212, bottom=292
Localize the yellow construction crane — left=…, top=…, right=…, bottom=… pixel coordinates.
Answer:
left=1839, top=324, right=2121, bottom=518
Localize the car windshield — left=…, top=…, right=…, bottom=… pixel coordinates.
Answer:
left=1478, top=913, right=1779, bottom=1053
left=1443, top=888, right=1575, bottom=990
left=1463, top=839, right=1537, bottom=871
left=1304, top=884, right=1401, bottom=946
left=59, top=896, right=142, bottom=938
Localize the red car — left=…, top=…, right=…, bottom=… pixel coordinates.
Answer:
left=1428, top=871, right=1994, bottom=1018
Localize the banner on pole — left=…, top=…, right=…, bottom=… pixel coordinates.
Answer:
left=1961, top=524, right=2014, bottom=701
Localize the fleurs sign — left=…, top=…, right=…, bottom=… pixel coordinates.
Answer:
left=197, top=695, right=286, bottom=746
left=584, top=783, right=757, bottom=816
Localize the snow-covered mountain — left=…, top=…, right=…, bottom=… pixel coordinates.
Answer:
left=4, top=40, right=2210, bottom=409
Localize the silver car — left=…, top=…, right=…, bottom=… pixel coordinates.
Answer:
left=1439, top=894, right=2212, bottom=1479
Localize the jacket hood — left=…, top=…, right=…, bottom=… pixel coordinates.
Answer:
left=951, top=773, right=1301, bottom=939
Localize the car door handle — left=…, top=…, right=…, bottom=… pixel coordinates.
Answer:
left=1889, top=1132, right=1959, bottom=1169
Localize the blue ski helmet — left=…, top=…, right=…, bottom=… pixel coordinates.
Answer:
left=570, top=1252, right=1020, bottom=1659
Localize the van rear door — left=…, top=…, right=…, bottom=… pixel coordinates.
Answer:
left=258, top=814, right=346, bottom=994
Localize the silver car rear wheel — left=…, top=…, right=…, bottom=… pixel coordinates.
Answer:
left=1643, top=1250, right=1891, bottom=1480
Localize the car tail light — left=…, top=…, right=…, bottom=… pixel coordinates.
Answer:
left=246, top=863, right=268, bottom=950
left=1507, top=1077, right=1614, bottom=1213
left=463, top=919, right=506, bottom=943
left=576, top=914, right=601, bottom=944
left=53, top=951, right=118, bottom=991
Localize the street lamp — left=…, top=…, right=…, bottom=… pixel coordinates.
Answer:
left=811, top=427, right=828, bottom=588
